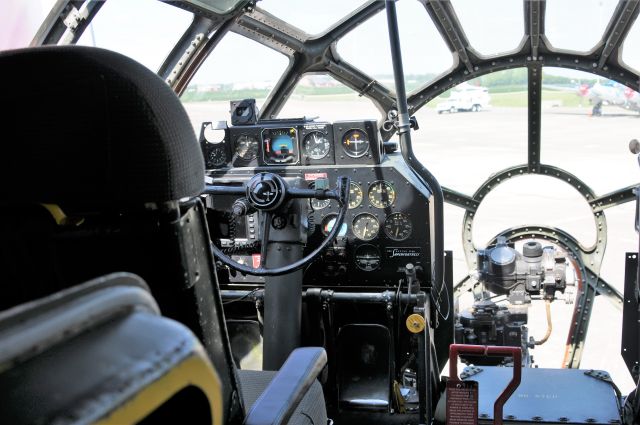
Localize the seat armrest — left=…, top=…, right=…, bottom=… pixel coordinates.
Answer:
left=244, top=347, right=327, bottom=425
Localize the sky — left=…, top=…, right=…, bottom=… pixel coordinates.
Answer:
left=1, top=0, right=639, bottom=83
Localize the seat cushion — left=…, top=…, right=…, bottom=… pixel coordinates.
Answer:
left=237, top=370, right=327, bottom=425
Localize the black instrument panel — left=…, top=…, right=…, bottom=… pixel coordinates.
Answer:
left=301, top=162, right=431, bottom=287
left=200, top=119, right=381, bottom=169
left=206, top=156, right=433, bottom=288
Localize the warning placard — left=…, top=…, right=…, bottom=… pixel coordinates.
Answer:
left=446, top=380, right=478, bottom=425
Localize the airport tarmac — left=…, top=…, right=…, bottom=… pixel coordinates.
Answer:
left=185, top=100, right=640, bottom=391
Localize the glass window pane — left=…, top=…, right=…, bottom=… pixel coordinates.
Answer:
left=413, top=69, right=528, bottom=195
left=277, top=75, right=380, bottom=121
left=182, top=32, right=289, bottom=131
left=338, top=0, right=453, bottom=91
left=0, top=0, right=56, bottom=51
left=541, top=68, right=639, bottom=194
left=77, top=0, right=193, bottom=72
left=259, top=0, right=366, bottom=34
left=450, top=0, right=524, bottom=56
left=472, top=176, right=598, bottom=249
left=622, top=14, right=640, bottom=72
left=545, top=0, right=618, bottom=52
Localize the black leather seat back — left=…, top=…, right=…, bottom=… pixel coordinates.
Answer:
left=0, top=46, right=242, bottom=422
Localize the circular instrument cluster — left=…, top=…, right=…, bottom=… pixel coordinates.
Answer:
left=341, top=129, right=369, bottom=158
left=262, top=127, right=298, bottom=164
left=314, top=180, right=412, bottom=242
left=352, top=213, right=380, bottom=241
left=303, top=131, right=331, bottom=160
left=235, top=135, right=259, bottom=160
left=383, top=212, right=412, bottom=241
left=368, top=181, right=396, bottom=208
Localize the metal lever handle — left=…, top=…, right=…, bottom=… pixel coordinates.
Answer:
left=448, top=344, right=522, bottom=425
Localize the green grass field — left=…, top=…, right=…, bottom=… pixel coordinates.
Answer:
left=182, top=85, right=587, bottom=109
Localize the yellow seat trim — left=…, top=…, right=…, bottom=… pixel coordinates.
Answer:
left=94, top=350, right=223, bottom=425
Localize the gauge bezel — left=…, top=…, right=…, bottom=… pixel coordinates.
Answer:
left=354, top=243, right=382, bottom=272
left=261, top=126, right=299, bottom=165
left=311, top=198, right=331, bottom=210
left=368, top=180, right=396, bottom=209
left=208, top=145, right=227, bottom=168
left=352, top=212, right=380, bottom=241
left=348, top=182, right=364, bottom=209
left=383, top=212, right=413, bottom=241
left=234, top=134, right=259, bottom=160
left=321, top=213, right=348, bottom=237
left=303, top=130, right=331, bottom=160
left=341, top=128, right=370, bottom=158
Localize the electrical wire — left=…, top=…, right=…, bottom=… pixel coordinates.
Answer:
left=222, top=288, right=261, bottom=305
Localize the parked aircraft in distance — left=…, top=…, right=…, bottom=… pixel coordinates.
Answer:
left=578, top=79, right=640, bottom=115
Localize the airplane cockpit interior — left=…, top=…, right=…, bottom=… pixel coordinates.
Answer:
left=2, top=0, right=640, bottom=424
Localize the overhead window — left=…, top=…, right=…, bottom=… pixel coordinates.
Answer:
left=545, top=0, right=618, bottom=52
left=338, top=0, right=453, bottom=92
left=77, top=0, right=193, bottom=72
left=259, top=0, right=367, bottom=35
left=450, top=0, right=524, bottom=56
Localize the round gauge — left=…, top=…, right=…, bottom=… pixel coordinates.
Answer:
left=384, top=212, right=412, bottom=241
left=352, top=213, right=380, bottom=241
left=354, top=244, right=381, bottom=272
left=311, top=198, right=330, bottom=210
left=341, top=129, right=369, bottom=158
left=235, top=135, right=259, bottom=160
left=368, top=181, right=396, bottom=208
left=263, top=127, right=298, bottom=164
left=348, top=182, right=363, bottom=209
left=207, top=145, right=227, bottom=168
left=321, top=214, right=348, bottom=237
left=303, top=131, right=330, bottom=160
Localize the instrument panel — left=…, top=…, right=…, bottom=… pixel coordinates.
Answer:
left=207, top=156, right=432, bottom=288
left=199, top=119, right=381, bottom=170
left=202, top=116, right=431, bottom=288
